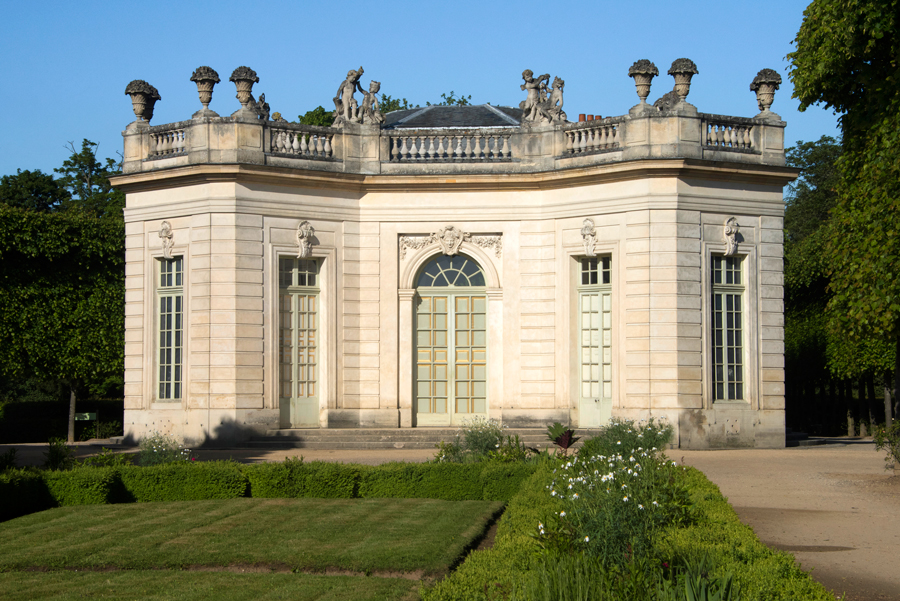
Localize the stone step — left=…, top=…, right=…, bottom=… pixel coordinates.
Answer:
left=241, top=427, right=604, bottom=451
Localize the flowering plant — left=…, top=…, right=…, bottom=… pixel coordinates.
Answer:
left=138, top=431, right=194, bottom=466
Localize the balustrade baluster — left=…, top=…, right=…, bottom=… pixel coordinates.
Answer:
left=565, top=131, right=573, bottom=154
left=596, top=127, right=606, bottom=150
left=315, top=134, right=324, bottom=156
left=474, top=134, right=483, bottom=159
left=390, top=137, right=399, bottom=161
left=324, top=135, right=332, bottom=157
left=579, top=130, right=588, bottom=153
left=743, top=127, right=751, bottom=149
left=501, top=135, right=510, bottom=159
left=424, top=136, right=434, bottom=159
left=291, top=132, right=299, bottom=154
left=715, top=125, right=724, bottom=147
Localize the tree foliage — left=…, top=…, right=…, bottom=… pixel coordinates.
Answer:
left=0, top=139, right=125, bottom=440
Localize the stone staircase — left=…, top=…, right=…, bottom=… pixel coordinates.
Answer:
left=785, top=427, right=826, bottom=447
left=240, top=428, right=606, bottom=451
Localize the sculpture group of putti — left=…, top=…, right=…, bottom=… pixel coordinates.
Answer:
left=332, top=66, right=384, bottom=126
left=519, top=70, right=567, bottom=125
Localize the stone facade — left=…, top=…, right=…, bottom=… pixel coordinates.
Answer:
left=112, top=63, right=796, bottom=448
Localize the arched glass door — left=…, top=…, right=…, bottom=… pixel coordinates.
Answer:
left=415, top=255, right=487, bottom=426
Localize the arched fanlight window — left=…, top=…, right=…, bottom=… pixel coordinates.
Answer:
left=417, top=255, right=485, bottom=287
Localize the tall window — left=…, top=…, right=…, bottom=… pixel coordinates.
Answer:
left=158, top=257, right=183, bottom=400
left=712, top=256, right=744, bottom=401
left=578, top=257, right=612, bottom=402
left=279, top=258, right=319, bottom=410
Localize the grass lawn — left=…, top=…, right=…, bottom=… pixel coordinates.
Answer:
left=0, top=571, right=421, bottom=601
left=0, top=497, right=501, bottom=577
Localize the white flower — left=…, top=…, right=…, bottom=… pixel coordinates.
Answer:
left=584, top=536, right=590, bottom=542
left=560, top=511, right=566, bottom=517
left=652, top=501, right=659, bottom=506
left=638, top=504, right=644, bottom=510
left=623, top=496, right=629, bottom=502
left=573, top=493, right=579, bottom=499
left=616, top=441, right=621, bottom=445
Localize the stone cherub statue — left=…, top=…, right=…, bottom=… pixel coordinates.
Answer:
left=361, top=80, right=385, bottom=125
left=333, top=66, right=365, bottom=126
left=520, top=70, right=567, bottom=125
left=250, top=92, right=270, bottom=121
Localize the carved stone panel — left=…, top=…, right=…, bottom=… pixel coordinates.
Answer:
left=724, top=217, right=739, bottom=256
left=399, top=228, right=502, bottom=260
left=470, top=236, right=502, bottom=258
left=435, top=225, right=470, bottom=256
left=399, top=235, right=433, bottom=260
left=581, top=218, right=597, bottom=257
left=297, top=220, right=315, bottom=258
left=159, top=221, right=174, bottom=258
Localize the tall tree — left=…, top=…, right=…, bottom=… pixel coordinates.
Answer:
left=0, top=170, right=69, bottom=213
left=789, top=0, right=900, bottom=426
left=0, top=140, right=125, bottom=442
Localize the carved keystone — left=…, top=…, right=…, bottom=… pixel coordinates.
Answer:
left=124, top=80, right=161, bottom=123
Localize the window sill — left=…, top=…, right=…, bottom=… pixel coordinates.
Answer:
left=150, top=401, right=183, bottom=410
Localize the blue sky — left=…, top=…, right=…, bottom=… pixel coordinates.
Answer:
left=0, top=0, right=839, bottom=177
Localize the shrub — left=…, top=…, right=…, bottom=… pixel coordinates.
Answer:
left=544, top=450, right=691, bottom=567
left=873, top=421, right=900, bottom=469
left=78, top=447, right=134, bottom=468
left=578, top=417, right=673, bottom=459
left=117, top=461, right=248, bottom=502
left=43, top=437, right=75, bottom=471
left=0, top=447, right=17, bottom=471
left=434, top=416, right=512, bottom=463
left=138, top=431, right=193, bottom=466
left=0, top=469, right=54, bottom=521
left=44, top=466, right=118, bottom=506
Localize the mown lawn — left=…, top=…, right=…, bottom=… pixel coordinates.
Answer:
left=0, top=497, right=503, bottom=600
left=0, top=571, right=421, bottom=601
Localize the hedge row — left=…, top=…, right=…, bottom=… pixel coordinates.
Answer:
left=423, top=465, right=834, bottom=601
left=0, top=460, right=536, bottom=521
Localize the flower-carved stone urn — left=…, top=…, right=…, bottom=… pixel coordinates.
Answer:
left=229, top=66, right=259, bottom=117
left=190, top=66, right=220, bottom=118
left=628, top=60, right=659, bottom=106
left=750, top=68, right=782, bottom=116
left=668, top=58, right=699, bottom=103
left=124, top=80, right=161, bottom=126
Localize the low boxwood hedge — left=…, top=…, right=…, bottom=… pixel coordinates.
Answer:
left=0, top=460, right=538, bottom=521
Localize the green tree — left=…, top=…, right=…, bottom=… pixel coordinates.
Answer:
left=789, top=0, right=900, bottom=426
left=426, top=91, right=472, bottom=107
left=0, top=170, right=70, bottom=213
left=0, top=140, right=125, bottom=442
left=297, top=106, right=335, bottom=127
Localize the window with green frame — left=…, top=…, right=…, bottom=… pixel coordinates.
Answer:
left=158, top=256, right=183, bottom=400
left=711, top=255, right=744, bottom=401
left=578, top=257, right=612, bottom=400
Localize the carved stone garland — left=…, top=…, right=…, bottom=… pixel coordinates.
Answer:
left=159, top=221, right=174, bottom=258
left=724, top=217, right=740, bottom=256
left=297, top=220, right=315, bottom=258
left=581, top=218, right=597, bottom=257
left=399, top=226, right=502, bottom=259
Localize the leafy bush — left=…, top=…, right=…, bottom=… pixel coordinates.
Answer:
left=578, top=417, right=673, bottom=459
left=434, top=416, right=514, bottom=463
left=78, top=447, right=134, bottom=468
left=43, top=437, right=75, bottom=471
left=0, top=447, right=17, bottom=471
left=245, top=459, right=361, bottom=499
left=543, top=450, right=691, bottom=567
left=138, top=431, right=193, bottom=466
left=547, top=423, right=580, bottom=455
left=117, top=461, right=248, bottom=502
left=873, top=421, right=900, bottom=469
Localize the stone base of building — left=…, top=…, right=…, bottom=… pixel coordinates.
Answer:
left=123, top=406, right=785, bottom=449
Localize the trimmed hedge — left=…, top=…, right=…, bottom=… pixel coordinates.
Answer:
left=117, top=462, right=249, bottom=502
left=0, top=460, right=538, bottom=522
left=0, top=469, right=55, bottom=521
left=423, top=464, right=834, bottom=601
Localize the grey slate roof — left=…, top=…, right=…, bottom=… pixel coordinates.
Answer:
left=383, top=104, right=522, bottom=129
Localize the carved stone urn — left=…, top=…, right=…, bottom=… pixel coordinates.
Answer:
left=667, top=58, right=699, bottom=102
left=628, top=59, right=659, bottom=105
left=124, top=80, right=161, bottom=123
left=750, top=68, right=782, bottom=113
left=229, top=66, right=259, bottom=109
left=190, top=66, right=220, bottom=116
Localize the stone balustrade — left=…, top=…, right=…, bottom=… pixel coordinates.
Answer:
left=149, top=126, right=187, bottom=158
left=701, top=115, right=755, bottom=152
left=269, top=124, right=335, bottom=159
left=562, top=119, right=623, bottom=156
left=388, top=130, right=514, bottom=162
